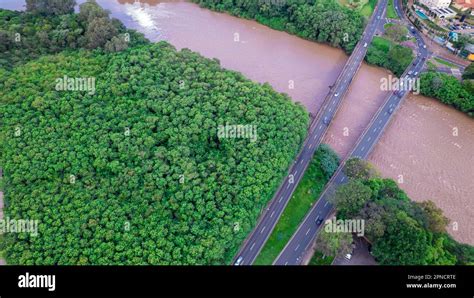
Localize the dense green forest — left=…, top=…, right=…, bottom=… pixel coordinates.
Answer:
left=0, top=0, right=148, bottom=71
left=420, top=72, right=474, bottom=117
left=0, top=1, right=310, bottom=264
left=192, top=0, right=365, bottom=53
left=329, top=158, right=474, bottom=265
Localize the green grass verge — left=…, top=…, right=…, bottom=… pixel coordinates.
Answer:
left=360, top=0, right=377, bottom=17
left=427, top=60, right=437, bottom=71
left=254, top=150, right=332, bottom=265
left=308, top=251, right=335, bottom=265
left=372, top=36, right=393, bottom=52
left=386, top=0, right=398, bottom=19
left=434, top=57, right=457, bottom=68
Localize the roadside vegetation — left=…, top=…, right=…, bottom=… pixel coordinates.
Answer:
left=365, top=35, right=413, bottom=77
left=328, top=158, right=474, bottom=265
left=308, top=250, right=335, bottom=265
left=433, top=57, right=457, bottom=68
left=386, top=0, right=398, bottom=19
left=192, top=0, right=365, bottom=53
left=254, top=145, right=340, bottom=265
left=462, top=63, right=474, bottom=80
left=0, top=0, right=310, bottom=265
left=420, top=72, right=474, bottom=117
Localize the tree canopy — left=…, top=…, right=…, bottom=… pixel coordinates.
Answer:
left=0, top=18, right=310, bottom=264
left=192, top=0, right=365, bottom=53
left=420, top=72, right=474, bottom=117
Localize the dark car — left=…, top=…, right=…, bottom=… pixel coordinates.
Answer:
left=316, top=217, right=324, bottom=225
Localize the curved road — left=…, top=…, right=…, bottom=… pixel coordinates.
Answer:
left=232, top=0, right=389, bottom=266
left=273, top=0, right=430, bottom=265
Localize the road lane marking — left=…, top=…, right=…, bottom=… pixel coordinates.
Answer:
left=250, top=242, right=255, bottom=251
left=279, top=196, right=284, bottom=203
left=295, top=244, right=300, bottom=251
left=286, top=184, right=290, bottom=189
left=300, top=159, right=304, bottom=164
left=361, top=146, right=365, bottom=151
left=261, top=226, right=266, bottom=234
left=367, top=136, right=371, bottom=141
left=270, top=211, right=275, bottom=218
left=324, top=201, right=329, bottom=207
left=340, top=177, right=345, bottom=182
left=379, top=119, right=382, bottom=124
left=373, top=127, right=377, bottom=132
left=309, top=143, right=313, bottom=149
left=294, top=170, right=298, bottom=176
left=306, top=228, right=311, bottom=235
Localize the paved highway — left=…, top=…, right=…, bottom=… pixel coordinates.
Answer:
left=273, top=0, right=430, bottom=265
left=232, top=0, right=389, bottom=266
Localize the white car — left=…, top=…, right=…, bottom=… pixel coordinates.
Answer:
left=364, top=42, right=368, bottom=48
left=344, top=253, right=352, bottom=260
left=234, top=256, right=244, bottom=266
left=423, top=45, right=426, bottom=49
left=335, top=92, right=339, bottom=97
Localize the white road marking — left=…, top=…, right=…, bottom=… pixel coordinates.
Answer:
left=373, top=127, right=377, bottom=132
left=261, top=226, right=266, bottom=234
left=361, top=146, right=365, bottom=151
left=319, top=125, right=323, bottom=130
left=295, top=244, right=300, bottom=251
left=285, top=261, right=288, bottom=265
left=379, top=119, right=382, bottom=124
left=306, top=228, right=311, bottom=235
left=309, top=143, right=313, bottom=149
left=367, top=136, right=371, bottom=141
left=287, top=184, right=290, bottom=189
left=340, top=177, right=345, bottom=182
left=270, top=211, right=275, bottom=218
left=324, top=201, right=329, bottom=207
left=250, top=243, right=256, bottom=251
left=300, top=159, right=304, bottom=164
left=279, top=196, right=284, bottom=203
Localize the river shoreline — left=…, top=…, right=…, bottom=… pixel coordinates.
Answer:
left=1, top=0, right=472, bottom=245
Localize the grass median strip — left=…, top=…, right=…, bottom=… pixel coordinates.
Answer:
left=386, top=0, right=398, bottom=19
left=254, top=145, right=339, bottom=265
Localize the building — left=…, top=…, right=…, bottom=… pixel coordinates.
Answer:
left=419, top=0, right=452, bottom=9
left=465, top=43, right=474, bottom=61
left=453, top=0, right=474, bottom=11
left=431, top=7, right=457, bottom=18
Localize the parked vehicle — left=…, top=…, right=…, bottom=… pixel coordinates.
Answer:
left=234, top=256, right=244, bottom=266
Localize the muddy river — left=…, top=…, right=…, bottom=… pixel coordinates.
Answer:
left=2, top=0, right=472, bottom=244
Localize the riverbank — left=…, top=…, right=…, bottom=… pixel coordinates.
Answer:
left=1, top=0, right=472, bottom=246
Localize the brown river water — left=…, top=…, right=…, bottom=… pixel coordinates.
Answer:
left=2, top=0, right=472, bottom=245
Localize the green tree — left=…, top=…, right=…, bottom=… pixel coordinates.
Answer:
left=372, top=211, right=431, bottom=265
left=416, top=200, right=449, bottom=233
left=26, top=0, right=76, bottom=15
left=462, top=63, right=474, bottom=80
left=329, top=179, right=372, bottom=219
left=315, top=226, right=353, bottom=257
left=343, top=157, right=377, bottom=180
